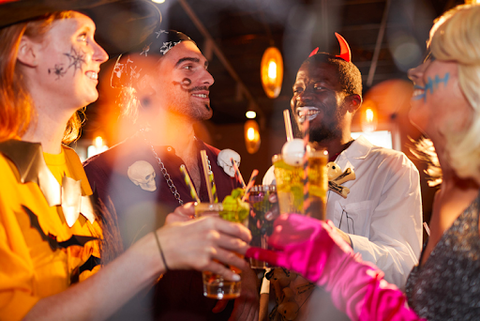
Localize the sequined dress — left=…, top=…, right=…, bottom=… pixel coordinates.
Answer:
left=405, top=194, right=480, bottom=320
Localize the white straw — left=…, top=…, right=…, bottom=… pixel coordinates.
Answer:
left=423, top=222, right=431, bottom=236
left=283, top=109, right=294, bottom=141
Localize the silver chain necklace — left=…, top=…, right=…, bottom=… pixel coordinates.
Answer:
left=149, top=144, right=184, bottom=205
left=142, top=132, right=211, bottom=206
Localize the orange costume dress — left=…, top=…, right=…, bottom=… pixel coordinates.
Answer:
left=0, top=140, right=102, bottom=320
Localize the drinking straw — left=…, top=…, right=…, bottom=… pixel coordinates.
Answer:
left=423, top=222, right=431, bottom=236
left=302, top=115, right=311, bottom=215
left=230, top=157, right=246, bottom=188
left=283, top=109, right=294, bottom=141
left=200, top=150, right=215, bottom=203
left=209, top=171, right=219, bottom=203
left=179, top=164, right=200, bottom=203
left=242, top=169, right=259, bottom=202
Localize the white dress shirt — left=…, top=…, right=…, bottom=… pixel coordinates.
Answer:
left=328, top=136, right=422, bottom=288
left=263, top=135, right=423, bottom=288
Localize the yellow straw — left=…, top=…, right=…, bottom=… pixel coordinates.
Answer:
left=200, top=150, right=214, bottom=203
left=180, top=165, right=200, bottom=203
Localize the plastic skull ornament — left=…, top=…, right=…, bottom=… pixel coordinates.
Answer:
left=217, top=149, right=241, bottom=177
left=327, top=162, right=343, bottom=180
left=127, top=160, right=157, bottom=192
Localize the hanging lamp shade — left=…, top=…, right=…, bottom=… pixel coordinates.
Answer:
left=260, top=46, right=284, bottom=99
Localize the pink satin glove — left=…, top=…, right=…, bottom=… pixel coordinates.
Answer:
left=246, top=214, right=424, bottom=321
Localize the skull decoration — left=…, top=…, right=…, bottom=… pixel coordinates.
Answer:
left=217, top=149, right=241, bottom=177
left=326, top=162, right=343, bottom=180
left=127, top=160, right=157, bottom=192
left=326, top=162, right=356, bottom=198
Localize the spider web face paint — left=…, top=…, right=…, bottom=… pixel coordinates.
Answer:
left=48, top=46, right=86, bottom=80
left=64, top=46, right=86, bottom=75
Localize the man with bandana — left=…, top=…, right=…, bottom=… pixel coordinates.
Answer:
left=261, top=34, right=423, bottom=320
left=84, top=30, right=258, bottom=321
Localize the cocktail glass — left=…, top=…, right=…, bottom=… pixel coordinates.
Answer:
left=306, top=150, right=328, bottom=221
left=272, top=150, right=327, bottom=220
left=195, top=202, right=242, bottom=299
left=272, top=154, right=304, bottom=215
left=247, top=185, right=279, bottom=268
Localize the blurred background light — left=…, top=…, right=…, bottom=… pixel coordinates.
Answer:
left=260, top=46, right=283, bottom=99
left=244, top=119, right=261, bottom=154
left=360, top=101, right=378, bottom=133
left=245, top=111, right=257, bottom=119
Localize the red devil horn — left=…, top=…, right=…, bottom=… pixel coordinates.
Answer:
left=335, top=32, right=351, bottom=62
left=309, top=47, right=319, bottom=57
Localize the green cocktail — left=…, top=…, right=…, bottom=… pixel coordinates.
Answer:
left=195, top=189, right=249, bottom=299
left=272, top=150, right=327, bottom=220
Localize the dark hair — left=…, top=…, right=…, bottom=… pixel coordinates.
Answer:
left=113, top=30, right=195, bottom=122
left=302, top=53, right=363, bottom=97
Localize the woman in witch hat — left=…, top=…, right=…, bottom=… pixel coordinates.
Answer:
left=0, top=1, right=251, bottom=320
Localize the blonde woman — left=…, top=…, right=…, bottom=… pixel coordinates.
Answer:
left=246, top=4, right=480, bottom=321
left=0, top=1, right=250, bottom=320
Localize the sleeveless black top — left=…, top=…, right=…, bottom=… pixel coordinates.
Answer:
left=405, top=194, right=480, bottom=320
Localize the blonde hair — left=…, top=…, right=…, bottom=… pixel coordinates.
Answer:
left=0, top=11, right=84, bottom=144
left=429, top=4, right=480, bottom=182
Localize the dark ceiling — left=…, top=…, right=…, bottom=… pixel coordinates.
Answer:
left=84, top=0, right=465, bottom=141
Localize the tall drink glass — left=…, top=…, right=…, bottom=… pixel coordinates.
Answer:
left=272, top=149, right=328, bottom=220
left=195, top=203, right=242, bottom=299
left=248, top=185, right=279, bottom=268
left=272, top=154, right=304, bottom=215
left=307, top=150, right=328, bottom=221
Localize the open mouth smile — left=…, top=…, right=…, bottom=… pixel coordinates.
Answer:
left=296, top=106, right=320, bottom=123
left=412, top=85, right=425, bottom=101
left=85, top=71, right=98, bottom=80
left=192, top=92, right=209, bottom=99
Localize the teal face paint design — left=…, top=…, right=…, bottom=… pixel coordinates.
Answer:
left=413, top=73, right=450, bottom=101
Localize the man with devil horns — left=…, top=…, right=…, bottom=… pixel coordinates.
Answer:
left=261, top=33, right=422, bottom=320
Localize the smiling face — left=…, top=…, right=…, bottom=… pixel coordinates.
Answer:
left=290, top=61, right=351, bottom=142
left=151, top=41, right=214, bottom=121
left=31, top=12, right=108, bottom=110
left=408, top=56, right=472, bottom=146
